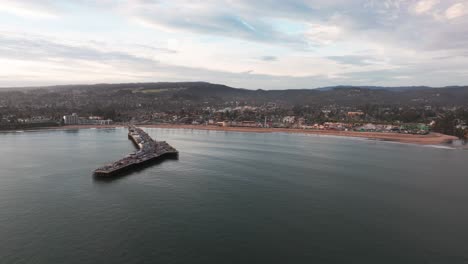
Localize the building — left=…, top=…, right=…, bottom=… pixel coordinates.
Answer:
left=238, top=121, right=257, bottom=127
left=63, top=114, right=112, bottom=125
left=217, top=121, right=230, bottom=127
left=324, top=122, right=348, bottom=130
left=347, top=111, right=364, bottom=117
left=63, top=113, right=79, bottom=125
left=80, top=118, right=113, bottom=125
left=356, top=123, right=377, bottom=131
left=282, top=116, right=295, bottom=124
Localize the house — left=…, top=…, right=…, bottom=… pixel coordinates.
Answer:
left=324, top=122, right=347, bottom=130
left=347, top=111, right=364, bottom=117
left=282, top=116, right=295, bottom=124
left=238, top=121, right=257, bottom=127
left=217, top=121, right=230, bottom=127
left=357, top=123, right=377, bottom=131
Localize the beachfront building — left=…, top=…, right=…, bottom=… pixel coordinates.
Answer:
left=356, top=123, right=377, bottom=132
left=347, top=111, right=364, bottom=118
left=80, top=118, right=113, bottom=125
left=63, top=114, right=112, bottom=125
left=282, top=116, right=295, bottom=124
left=237, top=121, right=258, bottom=127
left=324, top=122, right=348, bottom=130
left=63, top=113, right=79, bottom=125
left=217, top=121, right=230, bottom=127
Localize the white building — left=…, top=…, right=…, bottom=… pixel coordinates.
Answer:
left=282, top=116, right=295, bottom=124
left=63, top=113, right=79, bottom=125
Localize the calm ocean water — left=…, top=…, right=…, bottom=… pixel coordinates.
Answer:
left=1, top=128, right=468, bottom=264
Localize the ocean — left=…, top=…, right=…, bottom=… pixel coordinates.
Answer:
left=1, top=127, right=467, bottom=263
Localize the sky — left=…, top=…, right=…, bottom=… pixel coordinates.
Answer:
left=0, top=0, right=468, bottom=89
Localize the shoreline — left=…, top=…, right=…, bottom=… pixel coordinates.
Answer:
left=140, top=124, right=458, bottom=145
left=0, top=124, right=124, bottom=132
left=1, top=124, right=459, bottom=145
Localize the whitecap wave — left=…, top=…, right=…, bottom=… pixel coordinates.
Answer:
left=424, top=145, right=456, bottom=150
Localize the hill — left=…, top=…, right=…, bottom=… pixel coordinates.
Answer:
left=1, top=82, right=468, bottom=107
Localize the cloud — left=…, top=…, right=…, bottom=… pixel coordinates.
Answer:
left=259, top=56, right=277, bottom=61
left=445, top=3, right=467, bottom=19
left=0, top=0, right=60, bottom=19
left=412, top=0, right=439, bottom=14
left=135, top=44, right=177, bottom=54
left=0, top=33, right=158, bottom=66
left=327, top=55, right=376, bottom=66
left=305, top=23, right=343, bottom=45
left=122, top=0, right=306, bottom=45
left=112, top=0, right=468, bottom=54
left=1, top=1, right=468, bottom=88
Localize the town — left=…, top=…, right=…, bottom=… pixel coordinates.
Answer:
left=0, top=82, right=467, bottom=139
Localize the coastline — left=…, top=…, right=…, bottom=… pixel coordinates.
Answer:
left=2, top=124, right=458, bottom=145
left=140, top=124, right=458, bottom=145
left=0, top=124, right=124, bottom=132
left=0, top=124, right=125, bottom=134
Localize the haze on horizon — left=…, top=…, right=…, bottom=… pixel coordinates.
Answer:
left=1, top=0, right=468, bottom=89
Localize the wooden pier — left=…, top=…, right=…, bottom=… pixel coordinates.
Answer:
left=94, top=126, right=178, bottom=177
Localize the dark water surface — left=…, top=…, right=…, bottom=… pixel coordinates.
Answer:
left=1, top=128, right=468, bottom=264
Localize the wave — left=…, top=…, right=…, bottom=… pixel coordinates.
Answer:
left=423, top=145, right=456, bottom=150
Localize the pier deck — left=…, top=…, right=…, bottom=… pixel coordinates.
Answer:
left=94, top=126, right=178, bottom=177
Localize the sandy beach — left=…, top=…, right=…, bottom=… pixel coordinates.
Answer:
left=140, top=124, right=458, bottom=145
left=4, top=124, right=458, bottom=145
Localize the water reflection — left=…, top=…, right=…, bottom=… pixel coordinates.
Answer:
left=62, top=129, right=80, bottom=134
left=448, top=139, right=467, bottom=148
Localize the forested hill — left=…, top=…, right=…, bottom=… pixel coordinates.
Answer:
left=2, top=82, right=467, bottom=107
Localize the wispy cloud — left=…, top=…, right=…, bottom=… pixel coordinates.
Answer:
left=1, top=0, right=468, bottom=88
left=0, top=0, right=60, bottom=19
left=120, top=0, right=307, bottom=46
left=412, top=0, right=440, bottom=14
left=445, top=2, right=467, bottom=19
left=0, top=33, right=159, bottom=66
left=259, top=56, right=278, bottom=61
left=327, top=55, right=376, bottom=66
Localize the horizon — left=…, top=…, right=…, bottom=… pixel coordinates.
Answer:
left=0, top=81, right=467, bottom=91
left=1, top=1, right=468, bottom=89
